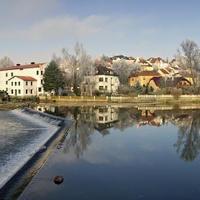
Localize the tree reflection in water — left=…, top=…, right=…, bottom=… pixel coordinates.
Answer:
left=174, top=110, right=200, bottom=162
left=38, top=105, right=200, bottom=162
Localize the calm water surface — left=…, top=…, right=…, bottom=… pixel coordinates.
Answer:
left=16, top=106, right=200, bottom=199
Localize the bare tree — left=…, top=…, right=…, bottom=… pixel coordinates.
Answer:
left=53, top=42, right=94, bottom=95
left=0, top=56, right=14, bottom=68
left=176, top=39, right=200, bottom=94
left=112, top=59, right=141, bottom=85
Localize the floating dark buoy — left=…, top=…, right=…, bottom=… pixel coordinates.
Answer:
left=54, top=175, right=64, bottom=185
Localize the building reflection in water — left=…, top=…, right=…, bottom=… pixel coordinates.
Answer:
left=33, top=105, right=200, bottom=162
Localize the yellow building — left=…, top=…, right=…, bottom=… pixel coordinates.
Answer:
left=129, top=70, right=161, bottom=87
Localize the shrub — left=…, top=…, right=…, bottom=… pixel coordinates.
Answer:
left=170, top=88, right=182, bottom=100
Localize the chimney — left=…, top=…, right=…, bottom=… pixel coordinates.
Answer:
left=31, top=62, right=35, bottom=64
left=16, top=63, right=20, bottom=66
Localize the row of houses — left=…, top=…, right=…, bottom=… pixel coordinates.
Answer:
left=0, top=56, right=193, bottom=97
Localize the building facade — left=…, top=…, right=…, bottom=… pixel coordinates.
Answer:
left=0, top=62, right=48, bottom=97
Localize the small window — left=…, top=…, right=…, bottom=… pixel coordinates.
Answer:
left=11, top=82, right=13, bottom=86
left=105, top=78, right=108, bottom=82
left=41, top=71, right=43, bottom=75
left=30, top=89, right=33, bottom=94
left=36, top=71, right=39, bottom=75
left=26, top=81, right=28, bottom=86
left=99, top=86, right=104, bottom=90
left=18, top=82, right=20, bottom=86
left=26, top=89, right=28, bottom=94
left=99, top=77, right=103, bottom=82
left=18, top=90, right=21, bottom=94
left=6, top=73, right=8, bottom=77
left=11, top=72, right=13, bottom=76
left=15, top=82, right=17, bottom=86
left=11, top=89, right=13, bottom=94
left=99, top=116, right=103, bottom=121
left=6, top=81, right=8, bottom=85
left=31, top=82, right=33, bottom=86
left=38, top=87, right=41, bottom=92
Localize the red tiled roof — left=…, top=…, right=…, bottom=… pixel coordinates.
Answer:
left=138, top=70, right=161, bottom=76
left=159, top=68, right=169, bottom=74
left=0, top=63, right=45, bottom=71
left=15, top=76, right=37, bottom=81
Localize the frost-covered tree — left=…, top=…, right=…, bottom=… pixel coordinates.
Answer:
left=52, top=42, right=94, bottom=95
left=0, top=56, right=14, bottom=68
left=176, top=39, right=200, bottom=94
left=112, top=59, right=141, bottom=85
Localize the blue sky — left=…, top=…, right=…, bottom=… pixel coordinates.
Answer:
left=0, top=0, right=200, bottom=64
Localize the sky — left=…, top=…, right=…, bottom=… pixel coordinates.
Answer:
left=0, top=0, right=200, bottom=64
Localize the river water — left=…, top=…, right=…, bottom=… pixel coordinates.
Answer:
left=2, top=105, right=200, bottom=200
left=17, top=105, right=200, bottom=200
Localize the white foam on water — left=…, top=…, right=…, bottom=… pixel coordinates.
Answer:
left=0, top=109, right=63, bottom=189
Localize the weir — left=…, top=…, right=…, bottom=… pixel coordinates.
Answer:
left=0, top=107, right=73, bottom=198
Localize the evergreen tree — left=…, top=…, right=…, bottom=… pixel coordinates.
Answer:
left=43, top=61, right=64, bottom=95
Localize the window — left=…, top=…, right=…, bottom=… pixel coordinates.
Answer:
left=99, top=108, right=104, bottom=113
left=11, top=72, right=13, bottom=76
left=36, top=71, right=39, bottom=75
left=105, top=78, right=108, bottom=82
left=6, top=73, right=8, bottom=77
left=41, top=71, right=43, bottom=75
left=99, top=77, right=103, bottom=82
left=26, top=89, right=28, bottom=94
left=30, top=89, right=33, bottom=94
left=15, top=82, right=17, bottom=86
left=99, top=86, right=104, bottom=90
left=18, top=90, right=21, bottom=94
left=31, top=82, right=33, bottom=86
left=38, top=87, right=41, bottom=92
left=26, top=81, right=28, bottom=86
left=41, top=79, right=43, bottom=84
left=18, top=82, right=20, bottom=86
left=143, top=77, right=146, bottom=80
left=105, top=86, right=108, bottom=90
left=99, top=116, right=103, bottom=121
left=6, top=81, right=8, bottom=85
left=11, top=89, right=13, bottom=94
left=11, top=82, right=13, bottom=86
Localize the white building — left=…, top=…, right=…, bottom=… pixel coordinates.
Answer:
left=81, top=66, right=120, bottom=95
left=0, top=62, right=48, bottom=97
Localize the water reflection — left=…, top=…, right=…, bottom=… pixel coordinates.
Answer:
left=34, top=104, right=200, bottom=162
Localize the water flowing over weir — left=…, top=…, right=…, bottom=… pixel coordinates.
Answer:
left=0, top=107, right=73, bottom=192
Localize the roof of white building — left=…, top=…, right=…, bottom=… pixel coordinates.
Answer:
left=0, top=62, right=45, bottom=71
left=8, top=76, right=37, bottom=81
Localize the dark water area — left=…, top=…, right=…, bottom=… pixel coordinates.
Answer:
left=17, top=105, right=200, bottom=200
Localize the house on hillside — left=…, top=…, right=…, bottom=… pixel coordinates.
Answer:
left=129, top=70, right=161, bottom=87
left=81, top=66, right=120, bottom=95
left=135, top=57, right=153, bottom=71
left=147, top=57, right=168, bottom=69
left=0, top=62, right=48, bottom=97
